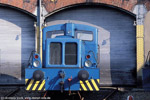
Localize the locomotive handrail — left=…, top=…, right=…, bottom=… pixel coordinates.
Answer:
left=88, top=50, right=98, bottom=64
left=27, top=50, right=36, bottom=67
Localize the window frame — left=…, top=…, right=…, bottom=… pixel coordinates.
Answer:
left=75, top=30, right=93, bottom=41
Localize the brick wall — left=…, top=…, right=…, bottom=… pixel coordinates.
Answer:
left=0, top=0, right=37, bottom=13
left=42, top=0, right=137, bottom=13
left=144, top=0, right=150, bottom=10
left=0, top=0, right=149, bottom=15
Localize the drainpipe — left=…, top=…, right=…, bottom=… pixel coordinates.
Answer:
left=37, top=0, right=44, bottom=61
left=133, top=4, right=147, bottom=84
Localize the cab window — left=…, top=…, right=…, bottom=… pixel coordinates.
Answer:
left=75, top=31, right=93, bottom=41
left=46, top=30, right=64, bottom=38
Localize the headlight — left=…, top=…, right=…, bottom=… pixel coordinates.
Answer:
left=33, top=60, right=40, bottom=67
left=85, top=60, right=92, bottom=67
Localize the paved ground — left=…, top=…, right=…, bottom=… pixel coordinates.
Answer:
left=0, top=86, right=150, bottom=100
left=107, top=88, right=150, bottom=100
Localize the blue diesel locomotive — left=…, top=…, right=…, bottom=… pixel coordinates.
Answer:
left=25, top=23, right=100, bottom=92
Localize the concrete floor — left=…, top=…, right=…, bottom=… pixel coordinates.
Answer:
left=107, top=89, right=150, bottom=100
left=0, top=87, right=150, bottom=100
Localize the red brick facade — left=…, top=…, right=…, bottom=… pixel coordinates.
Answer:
left=144, top=1, right=150, bottom=10
left=0, top=0, right=149, bottom=15
left=0, top=0, right=37, bottom=13
left=43, top=0, right=137, bottom=13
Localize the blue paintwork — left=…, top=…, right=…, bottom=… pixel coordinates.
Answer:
left=65, top=23, right=75, bottom=37
left=42, top=23, right=98, bottom=68
left=25, top=68, right=99, bottom=91
left=26, top=23, right=100, bottom=91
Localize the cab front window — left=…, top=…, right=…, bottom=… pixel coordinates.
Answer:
left=75, top=31, right=93, bottom=41
left=49, top=42, right=62, bottom=65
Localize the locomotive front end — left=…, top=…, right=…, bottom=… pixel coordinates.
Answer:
left=25, top=23, right=100, bottom=92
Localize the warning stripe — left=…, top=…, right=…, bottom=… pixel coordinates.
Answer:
left=80, top=79, right=100, bottom=91
left=89, top=80, right=96, bottom=91
left=38, top=80, right=45, bottom=91
left=32, top=81, right=40, bottom=90
left=25, top=79, right=45, bottom=91
left=85, top=80, right=93, bottom=91
left=26, top=80, right=34, bottom=90
left=25, top=79, right=29, bottom=84
left=91, top=79, right=99, bottom=91
left=80, top=81, right=87, bottom=91
left=25, top=79, right=31, bottom=87
left=36, top=80, right=43, bottom=90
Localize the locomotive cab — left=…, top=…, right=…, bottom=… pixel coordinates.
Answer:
left=25, top=23, right=100, bottom=91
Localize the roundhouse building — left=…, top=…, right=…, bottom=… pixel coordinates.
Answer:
left=0, top=0, right=149, bottom=87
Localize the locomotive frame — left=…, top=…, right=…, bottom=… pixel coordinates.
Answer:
left=25, top=23, right=100, bottom=92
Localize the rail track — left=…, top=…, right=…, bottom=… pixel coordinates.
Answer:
left=0, top=86, right=118, bottom=100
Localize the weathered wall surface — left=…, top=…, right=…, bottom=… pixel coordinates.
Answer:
left=0, top=0, right=148, bottom=15
left=43, top=0, right=137, bottom=13
left=0, top=6, right=35, bottom=84
left=144, top=11, right=150, bottom=62
left=0, top=0, right=37, bottom=14
left=138, top=0, right=150, bottom=10
left=0, top=0, right=150, bottom=16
